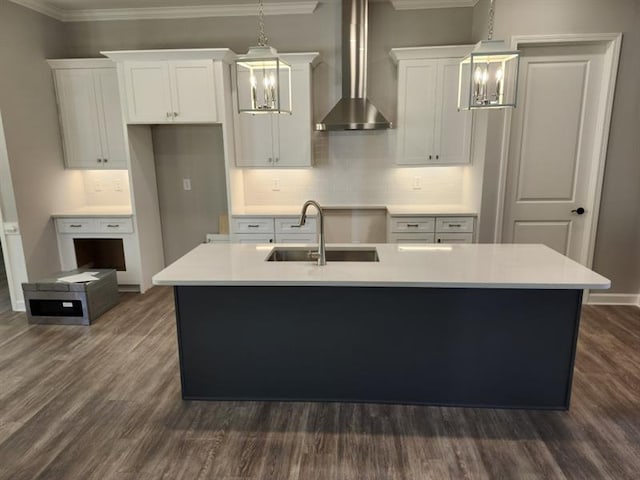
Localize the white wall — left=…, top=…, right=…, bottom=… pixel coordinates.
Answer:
left=0, top=0, right=86, bottom=281
left=81, top=170, right=131, bottom=206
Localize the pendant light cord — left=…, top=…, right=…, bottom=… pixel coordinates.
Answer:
left=487, top=0, right=495, bottom=41
left=257, top=0, right=268, bottom=46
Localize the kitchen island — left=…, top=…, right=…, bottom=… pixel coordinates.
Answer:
left=153, top=243, right=610, bottom=410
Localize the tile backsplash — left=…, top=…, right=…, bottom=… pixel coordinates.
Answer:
left=242, top=131, right=474, bottom=207
left=82, top=170, right=131, bottom=206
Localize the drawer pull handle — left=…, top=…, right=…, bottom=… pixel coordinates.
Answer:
left=448, top=224, right=462, bottom=228
left=407, top=224, right=420, bottom=228
left=69, top=224, right=83, bottom=228
left=248, top=224, right=260, bottom=228
left=106, top=224, right=120, bottom=228
left=290, top=224, right=301, bottom=228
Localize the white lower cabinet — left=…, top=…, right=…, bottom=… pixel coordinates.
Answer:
left=388, top=214, right=476, bottom=244
left=232, top=216, right=317, bottom=244
left=54, top=216, right=141, bottom=286
left=435, top=233, right=474, bottom=244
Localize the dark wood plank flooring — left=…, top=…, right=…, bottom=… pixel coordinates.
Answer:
left=0, top=286, right=638, bottom=479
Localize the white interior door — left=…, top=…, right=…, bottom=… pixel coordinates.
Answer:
left=502, top=44, right=606, bottom=264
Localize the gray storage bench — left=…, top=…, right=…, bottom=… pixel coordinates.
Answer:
left=23, top=269, right=119, bottom=326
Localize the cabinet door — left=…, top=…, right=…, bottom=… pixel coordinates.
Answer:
left=396, top=60, right=438, bottom=165
left=123, top=61, right=172, bottom=124
left=54, top=69, right=104, bottom=169
left=433, top=60, right=473, bottom=165
left=94, top=69, right=127, bottom=169
left=236, top=114, right=276, bottom=167
left=169, top=60, right=218, bottom=123
left=275, top=67, right=312, bottom=167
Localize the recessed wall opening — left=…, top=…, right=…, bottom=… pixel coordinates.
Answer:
left=73, top=238, right=126, bottom=271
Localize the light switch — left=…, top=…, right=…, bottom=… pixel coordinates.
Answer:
left=412, top=176, right=422, bottom=190
left=183, top=178, right=192, bottom=191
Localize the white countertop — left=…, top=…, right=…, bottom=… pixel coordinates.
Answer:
left=233, top=204, right=477, bottom=217
left=51, top=206, right=133, bottom=218
left=152, top=243, right=610, bottom=290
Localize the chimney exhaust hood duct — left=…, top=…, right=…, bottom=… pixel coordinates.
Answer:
left=316, top=0, right=392, bottom=131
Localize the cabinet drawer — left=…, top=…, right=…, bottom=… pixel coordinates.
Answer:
left=435, top=233, right=474, bottom=244
left=388, top=233, right=435, bottom=244
left=232, top=217, right=275, bottom=234
left=275, top=217, right=317, bottom=234
left=56, top=218, right=95, bottom=234
left=275, top=233, right=317, bottom=244
left=233, top=233, right=274, bottom=244
left=97, top=218, right=134, bottom=234
left=390, top=216, right=435, bottom=233
left=436, top=217, right=475, bottom=233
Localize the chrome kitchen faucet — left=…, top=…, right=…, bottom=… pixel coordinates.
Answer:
left=297, top=200, right=326, bottom=266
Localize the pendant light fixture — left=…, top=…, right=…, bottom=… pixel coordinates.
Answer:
left=458, top=0, right=520, bottom=110
left=235, top=0, right=292, bottom=114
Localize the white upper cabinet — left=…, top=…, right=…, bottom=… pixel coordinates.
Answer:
left=122, top=59, right=218, bottom=124
left=169, top=60, right=218, bottom=123
left=122, top=61, right=173, bottom=124
left=49, top=59, right=127, bottom=169
left=234, top=53, right=318, bottom=168
left=391, top=46, right=474, bottom=166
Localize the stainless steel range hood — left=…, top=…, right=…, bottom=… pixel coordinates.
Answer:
left=316, top=0, right=392, bottom=131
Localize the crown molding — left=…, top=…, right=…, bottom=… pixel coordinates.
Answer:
left=8, top=0, right=318, bottom=22
left=102, top=48, right=236, bottom=63
left=389, top=45, right=474, bottom=64
left=391, top=0, right=479, bottom=10
left=9, top=0, right=65, bottom=20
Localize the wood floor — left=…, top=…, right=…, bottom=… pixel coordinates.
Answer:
left=0, top=287, right=638, bottom=480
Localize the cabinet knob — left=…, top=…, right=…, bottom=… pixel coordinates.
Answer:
left=103, top=158, right=108, bottom=163
left=173, top=112, right=179, bottom=117
left=268, top=157, right=273, bottom=163
left=97, top=158, right=102, bottom=163
left=166, top=112, right=172, bottom=118
left=436, top=155, right=440, bottom=160
left=275, top=157, right=279, bottom=163
left=429, top=155, right=433, bottom=160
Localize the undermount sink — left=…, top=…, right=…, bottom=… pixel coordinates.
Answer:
left=267, top=247, right=379, bottom=263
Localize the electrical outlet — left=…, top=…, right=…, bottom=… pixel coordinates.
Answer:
left=271, top=179, right=280, bottom=191
left=412, top=176, right=422, bottom=190
left=94, top=181, right=103, bottom=192
left=113, top=180, right=122, bottom=192
left=183, top=178, right=192, bottom=191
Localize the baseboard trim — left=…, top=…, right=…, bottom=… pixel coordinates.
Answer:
left=587, top=293, right=640, bottom=306
left=14, top=300, right=26, bottom=312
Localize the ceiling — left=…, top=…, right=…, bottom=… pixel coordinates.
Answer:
left=10, top=0, right=479, bottom=22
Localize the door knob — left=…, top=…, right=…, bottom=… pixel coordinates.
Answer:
left=571, top=207, right=586, bottom=215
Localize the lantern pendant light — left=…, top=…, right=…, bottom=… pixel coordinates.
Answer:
left=458, top=0, right=520, bottom=110
left=236, top=0, right=292, bottom=114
